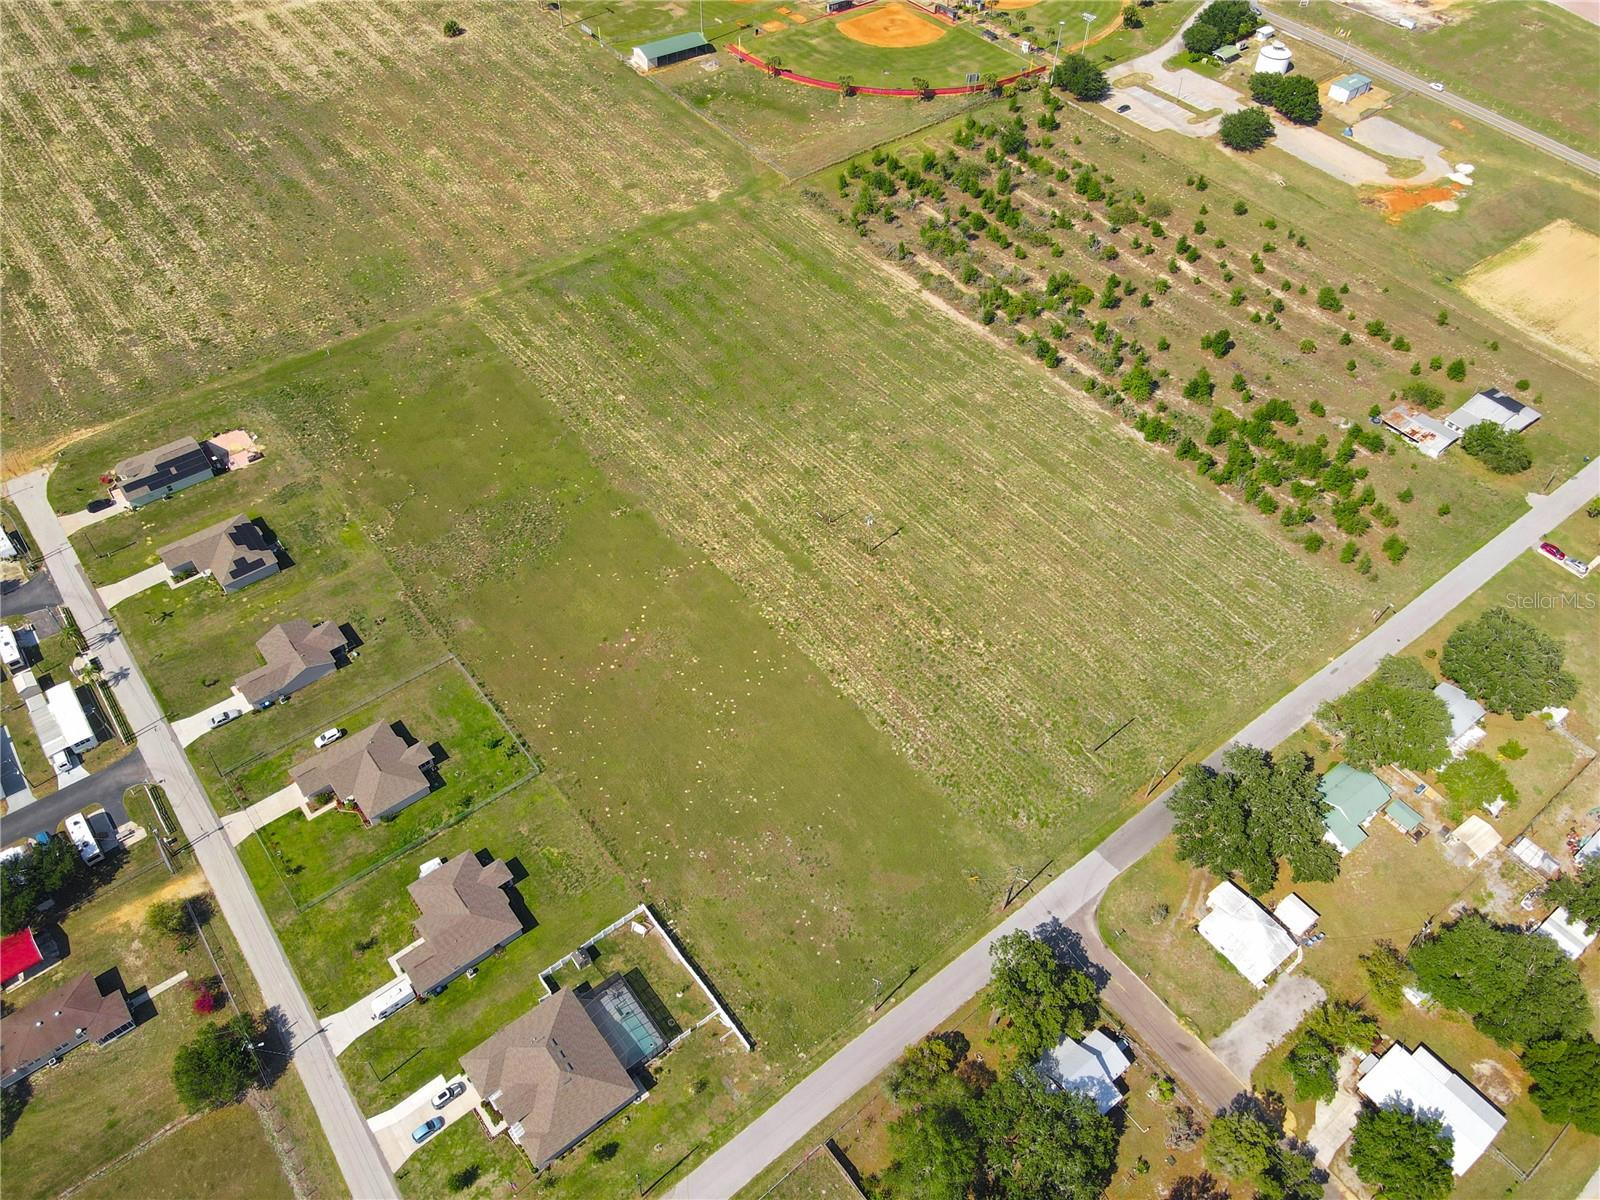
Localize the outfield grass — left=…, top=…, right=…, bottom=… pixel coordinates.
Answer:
left=1264, top=0, right=1600, bottom=156
left=0, top=0, right=761, bottom=448
left=751, top=3, right=1030, bottom=88
left=235, top=664, right=532, bottom=910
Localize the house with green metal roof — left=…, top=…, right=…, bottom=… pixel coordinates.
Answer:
left=631, top=32, right=713, bottom=72
left=1383, top=797, right=1424, bottom=835
left=1319, top=762, right=1392, bottom=854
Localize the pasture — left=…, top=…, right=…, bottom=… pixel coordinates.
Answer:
left=0, top=0, right=758, bottom=446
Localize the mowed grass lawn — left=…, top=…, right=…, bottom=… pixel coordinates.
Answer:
left=236, top=664, right=532, bottom=910
left=754, top=3, right=1029, bottom=87
left=67, top=1103, right=294, bottom=1200
left=0, top=837, right=297, bottom=1200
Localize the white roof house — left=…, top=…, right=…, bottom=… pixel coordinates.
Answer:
left=1538, top=906, right=1595, bottom=960
left=1197, top=881, right=1297, bottom=988
left=1273, top=893, right=1319, bottom=938
left=1382, top=405, right=1461, bottom=459
left=44, top=682, right=97, bottom=755
left=1443, top=388, right=1540, bottom=435
left=1579, top=830, right=1600, bottom=864
left=1433, top=682, right=1486, bottom=755
left=1507, top=836, right=1561, bottom=878
left=1036, top=1029, right=1132, bottom=1112
left=1357, top=1043, right=1506, bottom=1175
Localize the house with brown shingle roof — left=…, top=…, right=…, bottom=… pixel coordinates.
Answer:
left=158, top=514, right=279, bottom=593
left=462, top=989, right=641, bottom=1169
left=234, top=620, right=349, bottom=708
left=1, top=971, right=136, bottom=1088
left=397, top=852, right=524, bottom=996
left=289, top=720, right=434, bottom=822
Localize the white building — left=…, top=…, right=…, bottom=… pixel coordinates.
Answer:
left=1443, top=388, right=1540, bottom=435
left=1273, top=893, right=1319, bottom=938
left=1357, top=1043, right=1506, bottom=1175
left=1037, top=1029, right=1132, bottom=1112
left=1538, top=906, right=1595, bottom=960
left=44, top=682, right=97, bottom=756
left=1433, top=682, right=1486, bottom=757
left=1449, top=815, right=1501, bottom=864
left=1382, top=404, right=1461, bottom=459
left=1254, top=40, right=1292, bottom=74
left=1197, top=881, right=1297, bottom=988
left=1328, top=72, right=1373, bottom=104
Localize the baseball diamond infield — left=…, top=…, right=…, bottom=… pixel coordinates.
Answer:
left=838, top=2, right=947, bottom=47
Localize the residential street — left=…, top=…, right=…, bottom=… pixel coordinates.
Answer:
left=4, top=470, right=399, bottom=1200
left=1263, top=8, right=1600, bottom=178
left=0, top=747, right=147, bottom=844
left=671, top=462, right=1600, bottom=1200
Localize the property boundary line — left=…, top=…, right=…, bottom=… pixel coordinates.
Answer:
left=726, top=42, right=1045, bottom=96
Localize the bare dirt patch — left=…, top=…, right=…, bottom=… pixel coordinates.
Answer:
left=995, top=0, right=1042, bottom=8
left=1364, top=180, right=1462, bottom=220
left=838, top=2, right=947, bottom=47
left=1470, top=1059, right=1519, bottom=1107
left=1461, top=218, right=1600, bottom=366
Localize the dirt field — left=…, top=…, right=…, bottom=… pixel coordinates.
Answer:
left=1462, top=219, right=1600, bottom=366
left=837, top=2, right=947, bottom=47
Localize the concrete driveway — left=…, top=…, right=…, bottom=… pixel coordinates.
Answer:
left=220, top=782, right=317, bottom=847
left=1209, top=972, right=1326, bottom=1080
left=59, top=499, right=130, bottom=536
left=172, top=690, right=250, bottom=747
left=367, top=1074, right=482, bottom=1170
left=98, top=563, right=174, bottom=610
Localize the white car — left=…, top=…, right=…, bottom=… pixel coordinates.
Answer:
left=1428, top=81, right=1445, bottom=92
left=430, top=1081, right=465, bottom=1109
left=209, top=708, right=243, bottom=729
left=313, top=727, right=344, bottom=749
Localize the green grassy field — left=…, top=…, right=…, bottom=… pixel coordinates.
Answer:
left=0, top=0, right=761, bottom=448
left=1264, top=0, right=1600, bottom=156
left=750, top=2, right=1030, bottom=88
left=66, top=1104, right=295, bottom=1200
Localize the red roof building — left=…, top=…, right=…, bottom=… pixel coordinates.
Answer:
left=1, top=928, right=44, bottom=984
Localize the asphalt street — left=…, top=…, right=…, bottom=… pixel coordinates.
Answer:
left=0, top=747, right=148, bottom=844
left=4, top=470, right=399, bottom=1200
left=671, top=462, right=1600, bottom=1200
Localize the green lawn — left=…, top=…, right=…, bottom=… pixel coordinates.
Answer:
left=67, top=1103, right=295, bottom=1200
left=258, top=776, right=631, bottom=1017
left=1264, top=0, right=1600, bottom=156
left=752, top=3, right=1031, bottom=88
left=235, top=663, right=532, bottom=910
left=548, top=916, right=714, bottom=1038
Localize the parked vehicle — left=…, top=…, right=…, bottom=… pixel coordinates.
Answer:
left=431, top=1082, right=465, bottom=1110
left=209, top=708, right=243, bottom=729
left=1115, top=104, right=1131, bottom=113
left=411, top=1117, right=445, bottom=1144
left=64, top=812, right=102, bottom=865
left=313, top=727, right=344, bottom=749
left=1539, top=541, right=1566, bottom=561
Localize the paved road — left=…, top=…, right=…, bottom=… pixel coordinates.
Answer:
left=672, top=461, right=1600, bottom=1200
left=0, top=747, right=147, bottom=844
left=1264, top=7, right=1600, bottom=178
left=5, top=470, right=399, bottom=1200
left=0, top=567, right=62, bottom=617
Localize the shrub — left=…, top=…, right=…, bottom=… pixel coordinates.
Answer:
left=442, top=18, right=465, bottom=37
left=1051, top=55, right=1110, bottom=101
left=1461, top=422, right=1531, bottom=474
left=1219, top=108, right=1274, bottom=152
left=1445, top=357, right=1467, bottom=381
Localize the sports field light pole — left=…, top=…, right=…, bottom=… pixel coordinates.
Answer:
left=1079, top=11, right=1094, bottom=53
left=1054, top=18, right=1064, bottom=62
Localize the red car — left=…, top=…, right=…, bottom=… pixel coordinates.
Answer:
left=1539, top=542, right=1566, bottom=561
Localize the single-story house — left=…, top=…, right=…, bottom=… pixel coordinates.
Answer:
left=0, top=970, right=136, bottom=1088
left=1382, top=405, right=1460, bottom=459
left=1433, top=682, right=1486, bottom=756
left=1036, top=1028, right=1132, bottom=1112
left=1449, top=815, right=1501, bottom=864
left=1357, top=1043, right=1506, bottom=1175
left=44, top=681, right=98, bottom=758
left=234, top=620, right=349, bottom=709
left=1443, top=388, right=1540, bottom=436
left=1328, top=72, right=1373, bottom=104
left=462, top=987, right=645, bottom=1169
left=630, top=32, right=712, bottom=72
left=289, top=720, right=434, bottom=823
left=397, top=851, right=524, bottom=996
left=111, top=437, right=217, bottom=507
left=1273, top=893, right=1319, bottom=939
left=1197, top=881, right=1297, bottom=988
left=159, top=515, right=279, bottom=593
left=1319, top=763, right=1392, bottom=855
left=1537, top=906, right=1595, bottom=960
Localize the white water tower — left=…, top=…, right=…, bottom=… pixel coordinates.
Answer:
left=1255, top=40, right=1292, bottom=74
